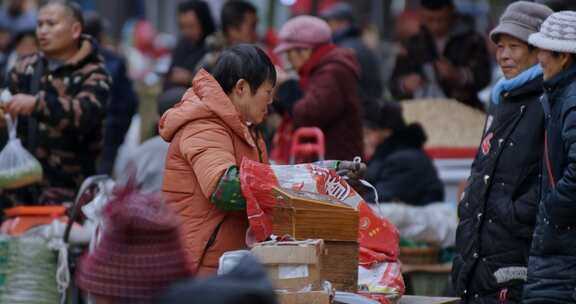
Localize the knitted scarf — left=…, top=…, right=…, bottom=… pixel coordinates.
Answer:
left=491, top=64, right=543, bottom=105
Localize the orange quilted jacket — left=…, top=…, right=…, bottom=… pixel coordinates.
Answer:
left=159, top=69, right=267, bottom=276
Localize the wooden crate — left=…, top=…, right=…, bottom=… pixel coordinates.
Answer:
left=271, top=187, right=359, bottom=292
left=271, top=187, right=359, bottom=242
left=323, top=240, right=358, bottom=292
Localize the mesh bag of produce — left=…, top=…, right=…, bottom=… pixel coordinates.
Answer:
left=0, top=235, right=59, bottom=304
left=0, top=236, right=9, bottom=291
left=0, top=115, right=42, bottom=189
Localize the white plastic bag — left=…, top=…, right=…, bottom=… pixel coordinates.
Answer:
left=217, top=250, right=252, bottom=275
left=370, top=202, right=458, bottom=247
left=0, top=115, right=42, bottom=189
left=80, top=178, right=115, bottom=252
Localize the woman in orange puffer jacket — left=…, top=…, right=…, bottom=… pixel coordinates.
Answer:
left=159, top=45, right=275, bottom=275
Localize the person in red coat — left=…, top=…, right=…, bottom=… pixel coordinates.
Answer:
left=274, top=15, right=363, bottom=161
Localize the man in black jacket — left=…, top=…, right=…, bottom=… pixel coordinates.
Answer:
left=452, top=2, right=552, bottom=302
left=164, top=1, right=215, bottom=89
left=321, top=3, right=383, bottom=115
left=389, top=0, right=490, bottom=110
left=2, top=1, right=111, bottom=204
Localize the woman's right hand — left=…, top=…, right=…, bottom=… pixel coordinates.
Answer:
left=401, top=73, right=424, bottom=94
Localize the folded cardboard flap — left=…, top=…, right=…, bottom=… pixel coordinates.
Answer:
left=251, top=239, right=323, bottom=264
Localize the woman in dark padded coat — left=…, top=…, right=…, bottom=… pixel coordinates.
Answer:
left=523, top=11, right=576, bottom=303
left=452, top=2, right=552, bottom=303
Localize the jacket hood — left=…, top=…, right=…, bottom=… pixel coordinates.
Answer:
left=159, top=69, right=253, bottom=145
left=313, top=47, right=360, bottom=79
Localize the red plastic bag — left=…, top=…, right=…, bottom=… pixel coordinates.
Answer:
left=240, top=159, right=400, bottom=260
left=358, top=248, right=406, bottom=303
left=358, top=202, right=400, bottom=262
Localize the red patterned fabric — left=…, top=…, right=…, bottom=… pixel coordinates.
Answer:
left=76, top=180, right=190, bottom=302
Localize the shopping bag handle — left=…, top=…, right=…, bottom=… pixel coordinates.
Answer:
left=4, top=113, right=17, bottom=140
left=63, top=174, right=110, bottom=244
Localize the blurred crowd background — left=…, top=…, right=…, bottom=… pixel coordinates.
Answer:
left=0, top=0, right=574, bottom=189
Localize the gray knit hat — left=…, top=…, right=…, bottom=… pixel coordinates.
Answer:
left=529, top=11, right=576, bottom=53
left=490, top=1, right=553, bottom=44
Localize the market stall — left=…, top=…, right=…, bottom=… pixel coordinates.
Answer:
left=238, top=159, right=460, bottom=303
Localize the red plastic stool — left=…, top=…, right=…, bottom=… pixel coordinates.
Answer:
left=289, top=127, right=325, bottom=164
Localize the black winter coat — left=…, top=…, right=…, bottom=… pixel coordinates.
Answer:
left=364, top=124, right=444, bottom=205
left=99, top=47, right=139, bottom=175
left=524, top=64, right=576, bottom=303
left=452, top=77, right=544, bottom=303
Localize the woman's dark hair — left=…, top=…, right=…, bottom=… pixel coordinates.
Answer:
left=364, top=102, right=406, bottom=131
left=212, top=44, right=276, bottom=95
left=221, top=1, right=257, bottom=34
left=9, top=30, right=36, bottom=51
left=177, top=0, right=216, bottom=43
left=550, top=51, right=576, bottom=63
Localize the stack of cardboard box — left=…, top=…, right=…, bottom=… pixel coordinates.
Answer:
left=271, top=187, right=360, bottom=292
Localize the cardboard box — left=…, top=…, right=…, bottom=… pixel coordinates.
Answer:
left=252, top=239, right=324, bottom=291
left=276, top=290, right=331, bottom=304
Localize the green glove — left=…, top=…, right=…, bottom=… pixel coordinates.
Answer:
left=210, top=166, right=246, bottom=211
